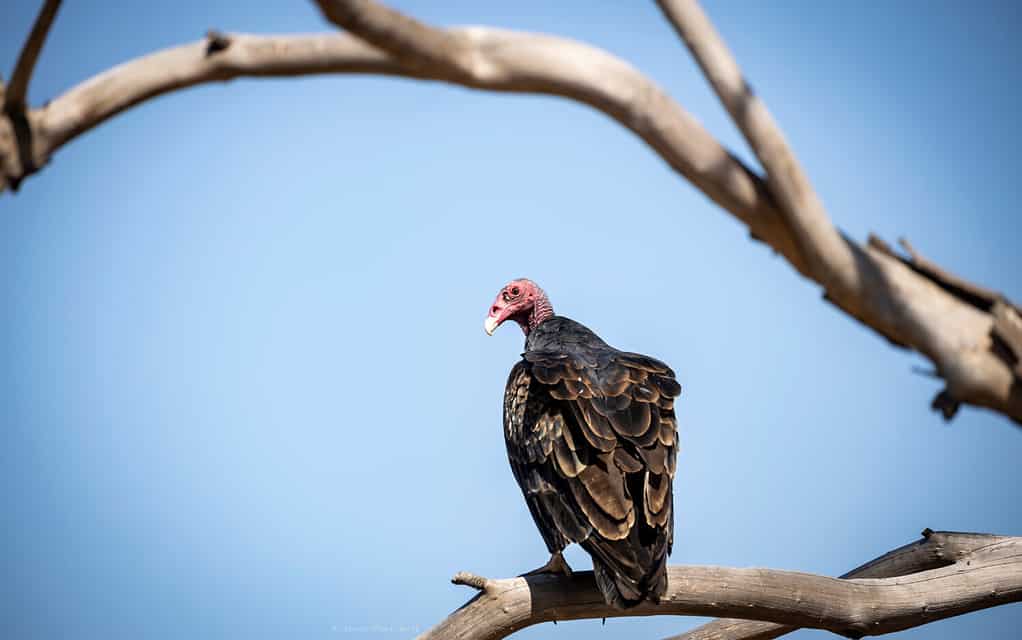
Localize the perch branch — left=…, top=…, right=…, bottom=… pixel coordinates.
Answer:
left=655, top=0, right=855, bottom=296
left=1, top=0, right=1019, bottom=424
left=418, top=532, right=1022, bottom=640
left=667, top=529, right=1017, bottom=640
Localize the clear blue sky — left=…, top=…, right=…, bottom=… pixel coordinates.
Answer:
left=2, top=1, right=1020, bottom=639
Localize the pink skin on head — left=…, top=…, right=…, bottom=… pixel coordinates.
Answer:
left=484, top=279, right=554, bottom=336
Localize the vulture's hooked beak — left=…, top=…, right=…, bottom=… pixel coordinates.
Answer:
left=484, top=316, right=500, bottom=336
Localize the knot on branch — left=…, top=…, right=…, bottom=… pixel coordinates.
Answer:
left=931, top=390, right=960, bottom=422
left=205, top=30, right=232, bottom=56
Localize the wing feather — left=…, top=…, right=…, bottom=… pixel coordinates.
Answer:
left=509, top=341, right=682, bottom=608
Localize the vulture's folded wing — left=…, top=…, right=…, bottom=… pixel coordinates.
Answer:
left=508, top=348, right=681, bottom=604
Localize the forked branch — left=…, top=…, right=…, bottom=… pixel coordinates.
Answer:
left=1, top=0, right=1019, bottom=424
left=310, top=0, right=1022, bottom=426
left=656, top=0, right=854, bottom=296
left=419, top=532, right=1022, bottom=640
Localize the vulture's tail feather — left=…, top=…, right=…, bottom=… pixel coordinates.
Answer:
left=593, top=558, right=667, bottom=609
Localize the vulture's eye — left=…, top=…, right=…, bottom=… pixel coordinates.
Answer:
left=502, top=292, right=511, bottom=302
left=511, top=287, right=520, bottom=296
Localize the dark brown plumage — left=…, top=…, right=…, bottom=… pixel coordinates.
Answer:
left=487, top=279, right=681, bottom=608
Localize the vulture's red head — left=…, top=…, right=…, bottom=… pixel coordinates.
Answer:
left=485, top=278, right=554, bottom=336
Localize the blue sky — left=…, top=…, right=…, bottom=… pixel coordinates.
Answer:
left=2, top=1, right=1020, bottom=639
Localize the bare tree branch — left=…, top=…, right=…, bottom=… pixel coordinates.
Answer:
left=655, top=0, right=854, bottom=296
left=666, top=529, right=1016, bottom=640
left=4, top=0, right=62, bottom=113
left=418, top=533, right=1022, bottom=640
left=315, top=0, right=477, bottom=78
left=309, top=0, right=1022, bottom=424
left=308, top=0, right=807, bottom=266
left=37, top=33, right=405, bottom=156
left=1, top=1, right=1018, bottom=425
left=652, top=0, right=1020, bottom=425
left=0, top=31, right=403, bottom=192
left=5, top=14, right=802, bottom=273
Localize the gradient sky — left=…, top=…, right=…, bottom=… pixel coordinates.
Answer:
left=2, top=2, right=1020, bottom=639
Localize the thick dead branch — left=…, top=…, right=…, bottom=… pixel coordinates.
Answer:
left=667, top=529, right=1016, bottom=640
left=418, top=533, right=1022, bottom=640
left=3, top=12, right=800, bottom=272
left=1, top=0, right=1018, bottom=424
left=655, top=0, right=854, bottom=297
left=309, top=0, right=805, bottom=268
left=311, top=0, right=1022, bottom=425
left=315, top=0, right=477, bottom=78
left=0, top=32, right=406, bottom=192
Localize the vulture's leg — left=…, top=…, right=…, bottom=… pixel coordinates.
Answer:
left=522, top=551, right=573, bottom=577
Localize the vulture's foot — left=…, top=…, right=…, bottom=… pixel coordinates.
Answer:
left=522, top=552, right=573, bottom=577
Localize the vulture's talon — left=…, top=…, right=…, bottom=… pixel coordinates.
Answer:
left=522, top=552, right=573, bottom=577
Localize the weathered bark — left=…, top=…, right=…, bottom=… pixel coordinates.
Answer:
left=419, top=531, right=1022, bottom=640
left=667, top=529, right=1016, bottom=640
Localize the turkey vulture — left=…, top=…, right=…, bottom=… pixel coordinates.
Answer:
left=485, top=278, right=681, bottom=608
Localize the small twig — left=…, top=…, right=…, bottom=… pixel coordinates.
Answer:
left=452, top=571, right=489, bottom=591
left=896, top=237, right=1005, bottom=312
left=866, top=233, right=897, bottom=258
left=5, top=0, right=62, bottom=113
